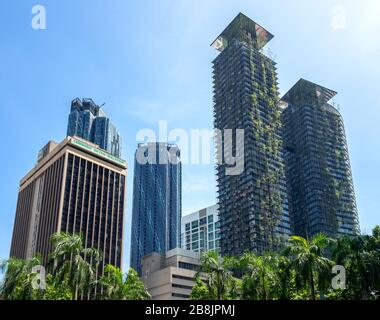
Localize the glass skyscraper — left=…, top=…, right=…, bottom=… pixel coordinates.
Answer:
left=281, top=79, right=360, bottom=238
left=130, top=142, right=182, bottom=275
left=67, top=98, right=122, bottom=158
left=212, top=13, right=291, bottom=256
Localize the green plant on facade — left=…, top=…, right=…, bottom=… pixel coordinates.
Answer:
left=247, top=51, right=285, bottom=251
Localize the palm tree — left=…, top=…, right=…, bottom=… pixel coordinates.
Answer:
left=284, top=234, right=333, bottom=300
left=275, top=255, right=294, bottom=300
left=331, top=232, right=380, bottom=300
left=98, top=264, right=124, bottom=300
left=49, top=233, right=101, bottom=300
left=239, top=253, right=278, bottom=300
left=99, top=265, right=150, bottom=300
left=197, top=251, right=233, bottom=300
left=0, top=255, right=42, bottom=300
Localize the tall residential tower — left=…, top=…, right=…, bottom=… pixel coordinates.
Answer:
left=212, top=13, right=291, bottom=256
left=281, top=79, right=360, bottom=238
left=130, top=142, right=182, bottom=274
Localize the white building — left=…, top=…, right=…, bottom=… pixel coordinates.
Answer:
left=181, top=204, right=221, bottom=253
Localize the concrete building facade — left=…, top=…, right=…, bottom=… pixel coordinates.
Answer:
left=141, top=248, right=201, bottom=300
left=10, top=136, right=127, bottom=275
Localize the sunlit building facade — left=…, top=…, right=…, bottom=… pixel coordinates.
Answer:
left=10, top=137, right=127, bottom=278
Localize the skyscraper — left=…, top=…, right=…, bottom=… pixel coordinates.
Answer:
left=281, top=79, right=360, bottom=238
left=67, top=98, right=122, bottom=158
left=10, top=137, right=127, bottom=277
left=212, top=13, right=291, bottom=256
left=130, top=142, right=182, bottom=275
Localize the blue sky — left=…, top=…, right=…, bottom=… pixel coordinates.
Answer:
left=0, top=0, right=379, bottom=270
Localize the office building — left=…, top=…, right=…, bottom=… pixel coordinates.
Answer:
left=130, top=142, right=182, bottom=275
left=281, top=79, right=360, bottom=238
left=181, top=205, right=221, bottom=253
left=141, top=248, right=201, bottom=300
left=10, top=136, right=127, bottom=275
left=212, top=13, right=291, bottom=256
left=67, top=98, right=122, bottom=158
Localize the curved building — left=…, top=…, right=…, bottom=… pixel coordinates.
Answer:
left=130, top=142, right=182, bottom=274
left=281, top=79, right=360, bottom=238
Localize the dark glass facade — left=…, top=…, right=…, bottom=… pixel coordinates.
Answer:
left=212, top=13, right=291, bottom=256
left=130, top=142, right=182, bottom=275
left=281, top=79, right=360, bottom=238
left=67, top=98, right=122, bottom=158
left=61, top=152, right=125, bottom=270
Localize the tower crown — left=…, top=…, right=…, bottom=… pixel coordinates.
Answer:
left=211, top=12, right=274, bottom=52
left=281, top=78, right=337, bottom=105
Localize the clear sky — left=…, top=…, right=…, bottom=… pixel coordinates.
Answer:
left=0, top=0, right=379, bottom=270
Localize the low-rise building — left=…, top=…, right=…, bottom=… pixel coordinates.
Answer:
left=141, top=248, right=201, bottom=300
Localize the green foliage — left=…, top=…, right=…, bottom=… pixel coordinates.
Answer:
left=99, top=265, right=150, bottom=300
left=284, top=234, right=334, bottom=300
left=41, top=274, right=72, bottom=300
left=239, top=253, right=278, bottom=300
left=124, top=268, right=151, bottom=300
left=0, top=255, right=42, bottom=300
left=330, top=226, right=380, bottom=300
left=196, top=251, right=236, bottom=300
left=49, top=233, right=102, bottom=299
left=189, top=277, right=212, bottom=300
left=2, top=229, right=379, bottom=300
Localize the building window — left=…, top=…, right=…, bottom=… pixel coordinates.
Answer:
left=179, top=262, right=199, bottom=271
left=208, top=215, right=213, bottom=223
left=172, top=293, right=189, bottom=298
left=192, top=221, right=199, bottom=229
left=172, top=283, right=193, bottom=290
left=173, top=275, right=195, bottom=281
